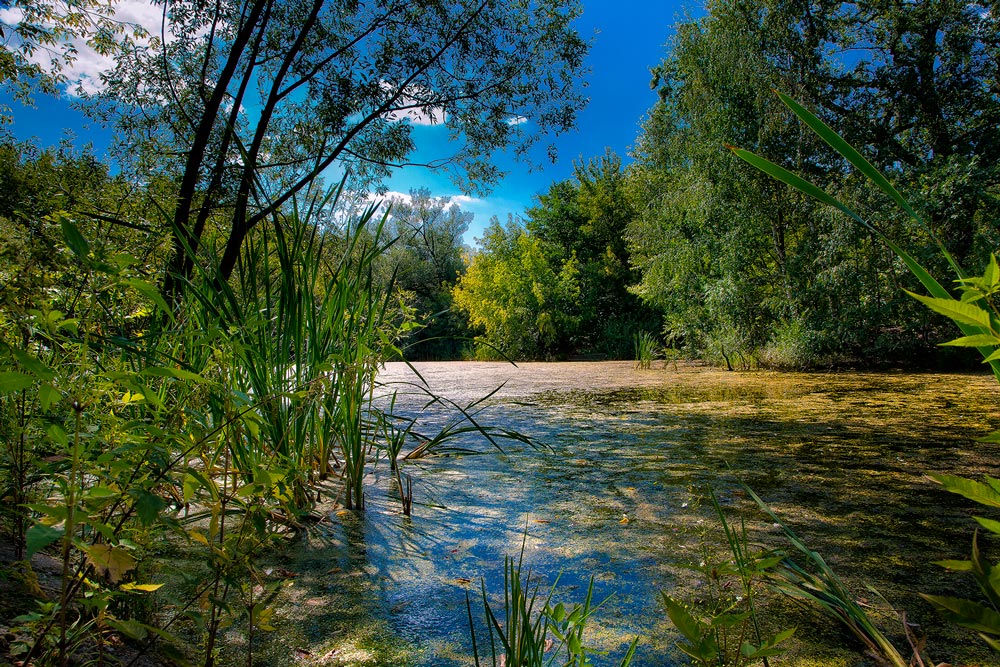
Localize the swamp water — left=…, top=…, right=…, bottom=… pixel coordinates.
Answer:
left=249, top=362, right=1000, bottom=666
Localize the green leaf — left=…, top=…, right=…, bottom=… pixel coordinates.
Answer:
left=83, top=543, right=137, bottom=583
left=60, top=215, right=90, bottom=259
left=38, top=383, right=59, bottom=411
left=920, top=594, right=1000, bottom=634
left=984, top=254, right=1000, bottom=290
left=905, top=291, right=992, bottom=329
left=932, top=559, right=974, bottom=571
left=661, top=592, right=704, bottom=642
left=930, top=473, right=1000, bottom=508
left=47, top=423, right=69, bottom=447
left=126, top=278, right=175, bottom=324
left=25, top=523, right=64, bottom=559
left=105, top=617, right=149, bottom=641
left=140, top=366, right=208, bottom=383
left=940, top=334, right=1000, bottom=348
left=0, top=372, right=34, bottom=394
left=975, top=517, right=1000, bottom=536
left=774, top=93, right=922, bottom=223
left=85, top=485, right=120, bottom=500
left=7, top=347, right=55, bottom=380
left=129, top=488, right=166, bottom=526
left=729, top=147, right=870, bottom=232
left=84, top=520, right=116, bottom=542
left=771, top=627, right=796, bottom=645
left=980, top=632, right=1000, bottom=652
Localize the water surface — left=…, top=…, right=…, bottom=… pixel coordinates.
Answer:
left=255, top=362, right=1000, bottom=666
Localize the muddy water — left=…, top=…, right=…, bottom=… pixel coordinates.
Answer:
left=262, top=362, right=1000, bottom=666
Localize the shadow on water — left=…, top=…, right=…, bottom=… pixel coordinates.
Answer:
left=248, top=362, right=1000, bottom=666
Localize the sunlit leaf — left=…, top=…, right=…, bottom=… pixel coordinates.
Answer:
left=940, top=335, right=1000, bottom=348
left=931, top=473, right=1000, bottom=508
left=84, top=544, right=137, bottom=583
left=121, top=582, right=164, bottom=592
left=975, top=517, right=1000, bottom=536
left=904, top=292, right=992, bottom=329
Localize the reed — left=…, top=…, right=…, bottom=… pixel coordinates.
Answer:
left=470, top=535, right=637, bottom=667
left=633, top=331, right=658, bottom=369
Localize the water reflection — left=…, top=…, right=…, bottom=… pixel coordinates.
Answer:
left=262, top=362, right=1000, bottom=666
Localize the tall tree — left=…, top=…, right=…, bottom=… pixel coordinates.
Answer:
left=384, top=188, right=471, bottom=358
left=628, top=0, right=1000, bottom=366
left=86, top=0, right=589, bottom=304
left=527, top=151, right=657, bottom=357
left=452, top=216, right=582, bottom=360
left=628, top=1, right=824, bottom=363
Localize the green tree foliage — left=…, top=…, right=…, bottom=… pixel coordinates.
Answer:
left=0, top=0, right=142, bottom=103
left=453, top=216, right=582, bottom=360
left=84, top=0, right=589, bottom=303
left=0, top=140, right=165, bottom=322
left=627, top=0, right=1000, bottom=368
left=454, top=152, right=656, bottom=360
left=384, top=188, right=472, bottom=359
left=528, top=151, right=658, bottom=358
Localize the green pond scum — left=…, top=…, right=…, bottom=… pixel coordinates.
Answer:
left=207, top=362, right=999, bottom=666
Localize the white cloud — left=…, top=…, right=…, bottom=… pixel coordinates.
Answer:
left=379, top=81, right=447, bottom=126
left=378, top=190, right=413, bottom=205
left=362, top=190, right=482, bottom=216
left=506, top=115, right=528, bottom=126
left=4, top=0, right=170, bottom=96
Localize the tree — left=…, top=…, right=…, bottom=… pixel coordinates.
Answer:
left=86, top=0, right=589, bottom=305
left=0, top=0, right=143, bottom=104
left=627, top=3, right=819, bottom=363
left=383, top=188, right=471, bottom=358
left=526, top=151, right=657, bottom=357
left=627, top=0, right=1000, bottom=367
left=452, top=217, right=582, bottom=359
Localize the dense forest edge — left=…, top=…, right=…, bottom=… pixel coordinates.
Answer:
left=3, top=0, right=1000, bottom=666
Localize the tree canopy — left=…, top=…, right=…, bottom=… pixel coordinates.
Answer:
left=383, top=188, right=472, bottom=359
left=81, top=0, right=589, bottom=301
left=626, top=0, right=1000, bottom=367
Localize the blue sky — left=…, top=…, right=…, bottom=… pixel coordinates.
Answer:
left=2, top=0, right=699, bottom=244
